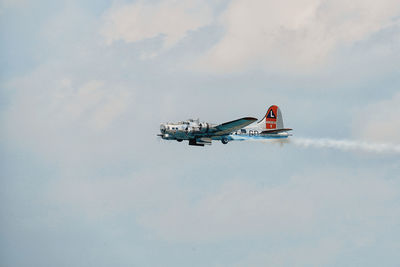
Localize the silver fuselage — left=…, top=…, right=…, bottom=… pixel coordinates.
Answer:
left=159, top=119, right=290, bottom=143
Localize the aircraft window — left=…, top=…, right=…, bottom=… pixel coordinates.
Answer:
left=241, top=129, right=246, bottom=134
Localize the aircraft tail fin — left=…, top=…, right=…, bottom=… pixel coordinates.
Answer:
left=257, top=105, right=284, bottom=130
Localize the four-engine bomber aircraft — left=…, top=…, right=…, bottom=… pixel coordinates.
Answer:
left=158, top=105, right=292, bottom=146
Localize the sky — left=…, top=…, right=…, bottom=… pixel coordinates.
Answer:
left=1, top=0, right=400, bottom=266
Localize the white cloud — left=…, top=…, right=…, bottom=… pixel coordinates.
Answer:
left=353, top=92, right=400, bottom=143
left=51, top=169, right=185, bottom=220
left=234, top=238, right=343, bottom=267
left=139, top=169, right=398, bottom=242
left=0, top=0, right=28, bottom=11
left=53, top=167, right=400, bottom=246
left=101, top=0, right=213, bottom=49
left=5, top=76, right=131, bottom=130
left=2, top=66, right=134, bottom=162
left=196, top=0, right=400, bottom=73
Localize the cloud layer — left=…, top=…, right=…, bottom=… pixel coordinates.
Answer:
left=101, top=0, right=212, bottom=50
left=353, top=92, right=400, bottom=143
left=198, top=0, right=400, bottom=73
left=1, top=1, right=400, bottom=266
left=99, top=0, right=400, bottom=74
left=53, top=167, right=400, bottom=250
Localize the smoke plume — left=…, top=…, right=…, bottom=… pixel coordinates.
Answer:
left=290, top=137, right=400, bottom=154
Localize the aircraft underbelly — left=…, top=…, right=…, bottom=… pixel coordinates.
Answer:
left=228, top=134, right=289, bottom=141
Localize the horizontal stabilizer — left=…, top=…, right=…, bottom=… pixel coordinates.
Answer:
left=260, top=128, right=292, bottom=134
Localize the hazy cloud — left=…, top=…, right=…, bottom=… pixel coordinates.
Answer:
left=2, top=66, right=134, bottom=163
left=101, top=0, right=213, bottom=50
left=196, top=0, right=400, bottom=73
left=2, top=1, right=400, bottom=266
left=353, top=92, right=400, bottom=143
left=53, top=167, right=399, bottom=244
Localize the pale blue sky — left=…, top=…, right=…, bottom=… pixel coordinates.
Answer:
left=1, top=0, right=400, bottom=266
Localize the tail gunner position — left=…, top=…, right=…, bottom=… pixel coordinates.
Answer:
left=158, top=105, right=292, bottom=146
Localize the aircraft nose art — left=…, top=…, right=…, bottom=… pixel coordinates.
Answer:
left=266, top=105, right=278, bottom=129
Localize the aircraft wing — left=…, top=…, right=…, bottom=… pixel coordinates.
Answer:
left=213, top=117, right=257, bottom=136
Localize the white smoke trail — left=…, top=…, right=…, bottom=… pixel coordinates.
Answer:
left=291, top=137, right=400, bottom=154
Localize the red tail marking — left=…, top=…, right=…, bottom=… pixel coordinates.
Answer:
left=265, top=105, right=278, bottom=129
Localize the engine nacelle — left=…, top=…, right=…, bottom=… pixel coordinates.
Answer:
left=160, top=119, right=215, bottom=137
left=187, top=122, right=209, bottom=134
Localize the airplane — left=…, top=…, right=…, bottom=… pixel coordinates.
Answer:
left=158, top=105, right=292, bottom=146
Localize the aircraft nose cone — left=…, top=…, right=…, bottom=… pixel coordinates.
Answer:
left=160, top=124, right=166, bottom=133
